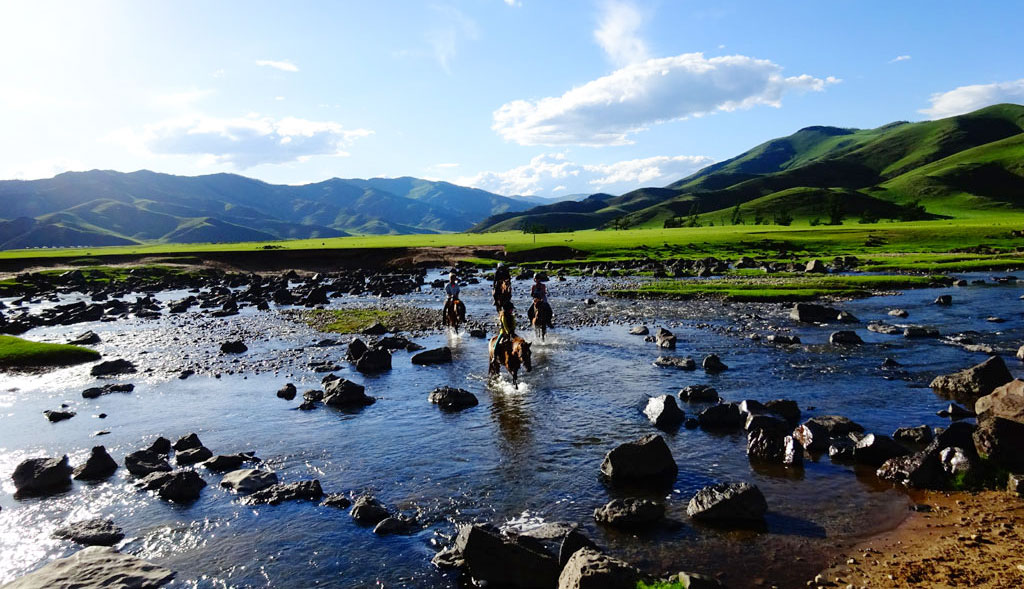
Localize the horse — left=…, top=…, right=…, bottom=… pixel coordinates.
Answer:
left=488, top=335, right=532, bottom=388
left=492, top=279, right=512, bottom=310
left=527, top=298, right=553, bottom=341
left=442, top=298, right=465, bottom=332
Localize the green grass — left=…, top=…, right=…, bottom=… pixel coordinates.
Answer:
left=303, top=308, right=398, bottom=333
left=637, top=581, right=685, bottom=589
left=0, top=335, right=100, bottom=369
left=603, top=274, right=942, bottom=302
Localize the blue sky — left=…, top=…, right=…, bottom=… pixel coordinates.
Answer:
left=1, top=0, right=1022, bottom=197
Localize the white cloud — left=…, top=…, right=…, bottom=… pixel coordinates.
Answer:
left=889, top=55, right=911, bottom=63
left=594, top=1, right=649, bottom=67
left=3, top=157, right=87, bottom=180
left=503, top=0, right=521, bottom=6
left=255, top=59, right=299, bottom=72
left=455, top=152, right=714, bottom=196
left=920, top=79, right=1024, bottom=119
left=113, top=114, right=373, bottom=169
left=426, top=6, right=480, bottom=73
left=493, top=53, right=839, bottom=146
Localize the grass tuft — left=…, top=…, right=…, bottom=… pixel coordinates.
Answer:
left=0, top=335, right=100, bottom=370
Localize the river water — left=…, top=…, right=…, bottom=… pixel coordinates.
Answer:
left=1, top=271, right=1021, bottom=588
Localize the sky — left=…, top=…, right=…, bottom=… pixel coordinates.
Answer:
left=1, top=0, right=1023, bottom=198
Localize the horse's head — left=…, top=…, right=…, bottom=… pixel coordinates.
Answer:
left=518, top=340, right=532, bottom=372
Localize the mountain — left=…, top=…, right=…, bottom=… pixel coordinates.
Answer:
left=472, top=103, right=1024, bottom=231
left=0, top=171, right=533, bottom=249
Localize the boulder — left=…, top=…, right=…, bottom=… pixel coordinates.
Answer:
left=90, top=359, right=136, bottom=376
left=853, top=434, right=910, bottom=467
left=452, top=524, right=560, bottom=589
left=373, top=516, right=418, bottom=536
left=355, top=347, right=392, bottom=373
left=764, top=399, right=801, bottom=426
left=888, top=309, right=909, bottom=318
left=53, top=518, right=124, bottom=546
left=687, top=482, right=767, bottom=523
left=804, top=259, right=827, bottom=273
left=81, top=383, right=135, bottom=399
left=202, top=453, right=254, bottom=472
left=747, top=429, right=804, bottom=466
left=653, top=356, right=696, bottom=370
left=939, top=447, right=978, bottom=479
left=829, top=330, right=863, bottom=345
left=469, top=328, right=487, bottom=338
left=558, top=529, right=599, bottom=569
left=975, top=379, right=1024, bottom=424
left=673, top=572, right=726, bottom=589
left=744, top=413, right=787, bottom=434
left=124, top=450, right=172, bottom=477
left=557, top=548, right=642, bottom=589
left=323, top=378, right=374, bottom=407
left=793, top=416, right=865, bottom=452
left=593, top=498, right=665, bottom=528
left=1008, top=473, right=1024, bottom=497
left=220, top=469, right=278, bottom=494
left=697, top=403, right=743, bottom=430
left=219, top=340, right=247, bottom=354
left=0, top=546, right=174, bottom=589
left=644, top=395, right=685, bottom=430
left=877, top=451, right=945, bottom=489
left=350, top=495, right=391, bottom=525
left=73, top=446, right=118, bottom=481
left=242, top=480, right=324, bottom=505
left=828, top=437, right=856, bottom=462
left=146, top=437, right=171, bottom=455
left=655, top=328, right=676, bottom=349
left=701, top=354, right=728, bottom=372
left=68, top=330, right=101, bottom=345
left=276, top=383, right=297, bottom=400
left=738, top=399, right=767, bottom=418
left=934, top=294, right=952, bottom=305
left=157, top=471, right=206, bottom=503
left=172, top=433, right=203, bottom=452
left=893, top=425, right=933, bottom=446
left=411, top=347, right=453, bottom=365
left=44, top=410, right=75, bottom=422
left=867, top=322, right=903, bottom=335
left=321, top=494, right=352, bottom=509
left=929, top=356, right=1013, bottom=404
left=428, top=386, right=479, bottom=411
left=599, top=434, right=677, bottom=485
left=346, top=338, right=368, bottom=362
left=678, top=385, right=719, bottom=403
left=362, top=322, right=387, bottom=335
left=789, top=303, right=841, bottom=324
left=904, top=326, right=939, bottom=338
left=303, top=389, right=324, bottom=403
left=765, top=334, right=800, bottom=345
left=134, top=472, right=173, bottom=492
left=973, top=417, right=1024, bottom=471
left=12, top=456, right=72, bottom=496
left=836, top=311, right=859, bottom=323
left=175, top=446, right=213, bottom=466
left=629, top=325, right=649, bottom=335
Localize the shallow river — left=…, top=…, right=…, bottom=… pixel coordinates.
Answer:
left=1, top=271, right=1021, bottom=588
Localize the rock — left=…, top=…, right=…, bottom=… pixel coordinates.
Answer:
left=934, top=294, right=952, bottom=305
left=1018, top=346, right=1024, bottom=362
left=904, top=326, right=939, bottom=338
left=362, top=322, right=387, bottom=335
left=698, top=403, right=743, bottom=430
left=644, top=395, right=685, bottom=430
left=90, top=359, right=136, bottom=376
left=202, top=453, right=253, bottom=472
left=134, top=471, right=173, bottom=491
left=702, top=354, right=728, bottom=372
left=1008, top=473, right=1024, bottom=497
left=836, top=311, right=859, bottom=323
left=738, top=399, right=767, bottom=417
left=219, top=340, right=248, bottom=354
left=877, top=451, right=945, bottom=489
left=53, top=518, right=124, bottom=546
left=944, top=403, right=975, bottom=420
left=893, top=425, right=933, bottom=446
left=355, top=346, right=392, bottom=373
left=469, top=328, right=487, bottom=338
left=411, top=347, right=453, bottom=365
left=584, top=298, right=597, bottom=305
left=558, top=529, right=598, bottom=569
left=600, top=434, right=677, bottom=485
left=44, top=409, right=76, bottom=422
left=653, top=356, right=696, bottom=370
left=157, top=471, right=206, bottom=502
left=853, top=434, right=910, bottom=466
left=428, top=386, right=479, bottom=411
left=73, top=446, right=118, bottom=481
left=452, top=524, right=560, bottom=588
left=766, top=334, right=800, bottom=345
left=0, top=546, right=174, bottom=589
left=828, top=438, right=856, bottom=462
left=673, top=572, right=726, bottom=589
left=939, top=447, right=977, bottom=478
left=888, top=309, right=909, bottom=318
left=804, top=259, right=827, bottom=273
left=303, top=389, right=324, bottom=402
left=557, top=548, right=642, bottom=589
left=747, top=429, right=803, bottom=466
left=829, top=330, right=863, bottom=345
left=655, top=327, right=676, bottom=349
left=679, top=384, right=719, bottom=403
left=687, top=482, right=767, bottom=523
left=593, top=498, right=664, bottom=528
left=276, top=383, right=297, bottom=400
left=373, top=516, right=418, bottom=536
left=220, top=469, right=278, bottom=494
left=323, top=378, right=374, bottom=407
left=744, top=413, right=786, bottom=433
left=346, top=338, right=368, bottom=361
left=124, top=450, right=172, bottom=477
left=12, top=456, right=72, bottom=497
left=973, top=417, right=1024, bottom=471
left=172, top=433, right=203, bottom=452
left=764, top=399, right=801, bottom=426
left=297, top=399, right=317, bottom=410
left=881, top=357, right=902, bottom=368
left=350, top=495, right=391, bottom=525
left=175, top=446, right=213, bottom=466
left=789, top=303, right=841, bottom=323
left=867, top=322, right=903, bottom=335
left=69, top=330, right=101, bottom=345
left=242, top=480, right=324, bottom=505
left=975, top=379, right=1024, bottom=424
left=81, top=383, right=135, bottom=399
left=146, top=437, right=171, bottom=455
left=793, top=416, right=865, bottom=452
left=321, top=493, right=351, bottom=509
left=930, top=356, right=1013, bottom=405
left=629, top=325, right=649, bottom=335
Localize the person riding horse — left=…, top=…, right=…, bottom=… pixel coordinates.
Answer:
left=527, top=275, right=553, bottom=328
left=492, top=300, right=516, bottom=355
left=442, top=272, right=465, bottom=325
left=492, top=262, right=512, bottom=311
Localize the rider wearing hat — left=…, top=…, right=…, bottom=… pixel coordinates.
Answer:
left=492, top=262, right=512, bottom=310
left=443, top=271, right=465, bottom=323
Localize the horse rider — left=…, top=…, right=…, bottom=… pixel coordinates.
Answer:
left=493, top=300, right=517, bottom=355
left=492, top=262, right=512, bottom=310
left=528, top=274, right=552, bottom=326
left=442, top=272, right=465, bottom=323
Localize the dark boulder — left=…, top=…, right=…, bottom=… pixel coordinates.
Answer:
left=53, top=518, right=124, bottom=546
left=702, top=354, right=728, bottom=373
left=175, top=446, right=213, bottom=466
left=644, top=395, right=685, bottom=430
left=202, top=453, right=255, bottom=472
left=362, top=322, right=387, bottom=335
left=789, top=303, right=841, bottom=324
left=220, top=469, right=278, bottom=494
left=450, top=524, right=560, bottom=589
left=73, top=446, right=118, bottom=481
left=44, top=409, right=75, bottom=422
left=877, top=451, right=945, bottom=489
left=157, top=471, right=207, bottom=502
left=687, top=482, right=767, bottom=524
left=679, top=384, right=719, bottom=403
left=655, top=327, right=676, bottom=349
left=124, top=450, right=172, bottom=477
left=276, top=383, right=297, bottom=400
left=934, top=294, right=952, bottom=305
left=766, top=334, right=801, bottom=345
left=12, top=456, right=72, bottom=497
left=321, top=494, right=352, bottom=509
left=350, top=495, right=391, bottom=526
left=428, top=386, right=479, bottom=411
left=146, top=437, right=171, bottom=455
left=346, top=338, right=368, bottom=362
left=355, top=347, right=392, bottom=373
left=411, top=347, right=453, bottom=365
left=747, top=429, right=803, bottom=466
left=600, top=434, right=678, bottom=485
left=764, top=399, right=801, bottom=426
left=974, top=417, right=1024, bottom=471
left=323, top=378, right=374, bottom=407
left=593, top=498, right=665, bottom=528
left=853, top=434, right=910, bottom=467
left=172, top=433, right=203, bottom=452
left=373, top=516, right=418, bottom=536
left=829, top=330, right=863, bottom=345
left=68, top=331, right=101, bottom=345
left=90, top=359, right=136, bottom=377
left=893, top=425, right=933, bottom=446
left=81, top=383, right=135, bottom=399
left=242, top=480, right=324, bottom=505
left=558, top=548, right=642, bottom=589
left=220, top=340, right=247, bottom=354
left=929, top=356, right=1013, bottom=405
left=653, top=356, right=696, bottom=370
left=698, top=403, right=743, bottom=430
left=793, top=416, right=865, bottom=452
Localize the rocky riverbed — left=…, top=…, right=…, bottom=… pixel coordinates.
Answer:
left=2, top=262, right=1023, bottom=588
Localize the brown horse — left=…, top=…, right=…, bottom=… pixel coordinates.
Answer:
left=488, top=335, right=532, bottom=388
left=528, top=298, right=553, bottom=341
left=442, top=299, right=464, bottom=332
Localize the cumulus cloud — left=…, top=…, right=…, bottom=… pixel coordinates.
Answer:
left=493, top=53, right=839, bottom=146
left=455, top=153, right=714, bottom=196
left=117, top=114, right=372, bottom=169
left=920, top=79, right=1024, bottom=119
left=889, top=55, right=911, bottom=63
left=594, top=0, right=649, bottom=66
left=255, top=59, right=299, bottom=72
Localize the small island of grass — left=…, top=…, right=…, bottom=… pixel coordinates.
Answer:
left=0, top=335, right=100, bottom=370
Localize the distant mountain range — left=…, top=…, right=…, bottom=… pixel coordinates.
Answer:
left=0, top=172, right=544, bottom=249
left=473, top=103, right=1024, bottom=231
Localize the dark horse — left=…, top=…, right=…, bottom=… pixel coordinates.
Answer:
left=488, top=336, right=532, bottom=388
left=442, top=299, right=465, bottom=332
left=527, top=298, right=553, bottom=340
